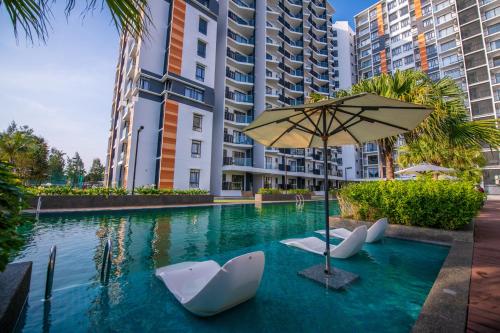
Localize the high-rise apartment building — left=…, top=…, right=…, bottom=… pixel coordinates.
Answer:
left=354, top=0, right=500, bottom=191
left=105, top=0, right=349, bottom=196
left=331, top=21, right=363, bottom=180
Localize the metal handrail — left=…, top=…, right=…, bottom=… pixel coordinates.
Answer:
left=44, top=245, right=56, bottom=300
left=36, top=196, right=42, bottom=220
left=100, top=238, right=112, bottom=285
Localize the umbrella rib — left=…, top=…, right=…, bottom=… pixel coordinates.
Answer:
left=326, top=108, right=337, bottom=135
left=335, top=108, right=410, bottom=131
left=338, top=104, right=429, bottom=110
left=269, top=126, right=294, bottom=146
left=301, top=109, right=323, bottom=135
left=330, top=113, right=362, bottom=145
left=327, top=109, right=367, bottom=136
left=286, top=120, right=317, bottom=135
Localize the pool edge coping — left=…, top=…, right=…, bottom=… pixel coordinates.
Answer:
left=329, top=217, right=473, bottom=333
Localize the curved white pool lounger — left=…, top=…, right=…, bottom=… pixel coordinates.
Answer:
left=316, top=218, right=388, bottom=243
left=281, top=226, right=367, bottom=259
left=155, top=251, right=265, bottom=317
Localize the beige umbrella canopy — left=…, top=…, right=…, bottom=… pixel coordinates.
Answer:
left=243, top=93, right=432, bottom=277
left=244, top=93, right=432, bottom=148
left=395, top=163, right=454, bottom=175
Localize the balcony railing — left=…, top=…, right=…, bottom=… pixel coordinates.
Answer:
left=225, top=90, right=254, bottom=103
left=224, top=112, right=253, bottom=124
left=224, top=133, right=253, bottom=145
left=223, top=157, right=252, bottom=166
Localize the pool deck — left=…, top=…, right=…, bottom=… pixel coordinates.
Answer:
left=467, top=200, right=500, bottom=332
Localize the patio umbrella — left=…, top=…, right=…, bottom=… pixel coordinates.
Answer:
left=395, top=163, right=454, bottom=175
left=243, top=93, right=432, bottom=276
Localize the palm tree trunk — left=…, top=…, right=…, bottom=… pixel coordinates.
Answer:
left=385, top=151, right=395, bottom=180
left=378, top=138, right=396, bottom=180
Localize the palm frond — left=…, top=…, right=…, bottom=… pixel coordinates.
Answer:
left=2, top=0, right=151, bottom=42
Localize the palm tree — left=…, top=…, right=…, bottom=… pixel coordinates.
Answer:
left=338, top=70, right=500, bottom=179
left=1, top=0, right=150, bottom=42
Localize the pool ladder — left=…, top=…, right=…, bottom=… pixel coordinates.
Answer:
left=101, top=238, right=113, bottom=285
left=44, top=245, right=56, bottom=300
left=295, top=194, right=305, bottom=208
left=36, top=196, right=42, bottom=220
left=43, top=238, right=113, bottom=301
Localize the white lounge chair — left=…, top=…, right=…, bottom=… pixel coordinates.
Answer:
left=316, top=218, right=388, bottom=243
left=155, top=251, right=265, bottom=317
left=281, top=226, right=367, bottom=259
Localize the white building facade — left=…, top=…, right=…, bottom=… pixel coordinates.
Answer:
left=105, top=0, right=359, bottom=195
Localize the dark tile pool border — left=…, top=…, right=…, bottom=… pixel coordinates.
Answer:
left=329, top=217, right=473, bottom=333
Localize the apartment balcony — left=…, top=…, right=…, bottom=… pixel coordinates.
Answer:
left=223, top=157, right=252, bottom=167
left=363, top=143, right=378, bottom=153
left=311, top=71, right=329, bottom=82
left=225, top=67, right=254, bottom=89
left=437, top=26, right=459, bottom=41
left=228, top=10, right=255, bottom=28
left=226, top=48, right=254, bottom=71
left=230, top=0, right=255, bottom=12
left=224, top=112, right=253, bottom=125
left=285, top=0, right=302, bottom=9
left=225, top=90, right=254, bottom=108
left=440, top=56, right=463, bottom=69
left=223, top=133, right=253, bottom=146
left=310, top=84, right=329, bottom=94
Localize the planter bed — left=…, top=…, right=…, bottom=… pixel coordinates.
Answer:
left=255, top=193, right=312, bottom=202
left=29, top=195, right=214, bottom=210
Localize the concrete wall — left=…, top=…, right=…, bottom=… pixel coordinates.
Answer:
left=127, top=98, right=161, bottom=189
left=138, top=0, right=170, bottom=76
left=173, top=103, right=213, bottom=190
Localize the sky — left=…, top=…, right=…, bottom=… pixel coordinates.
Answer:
left=0, top=0, right=377, bottom=169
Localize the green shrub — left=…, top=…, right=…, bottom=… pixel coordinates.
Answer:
left=26, top=186, right=128, bottom=196
left=134, top=186, right=209, bottom=195
left=257, top=188, right=281, bottom=195
left=26, top=185, right=209, bottom=196
left=0, top=162, right=29, bottom=271
left=288, top=189, right=311, bottom=195
left=337, top=180, right=484, bottom=230
left=257, top=188, right=311, bottom=195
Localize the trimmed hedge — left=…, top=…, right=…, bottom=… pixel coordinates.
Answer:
left=26, top=186, right=209, bottom=196
left=257, top=188, right=311, bottom=195
left=337, top=180, right=484, bottom=230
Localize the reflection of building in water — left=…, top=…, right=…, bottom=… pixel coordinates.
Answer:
left=152, top=216, right=172, bottom=268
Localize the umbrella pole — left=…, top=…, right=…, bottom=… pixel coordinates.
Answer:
left=322, top=138, right=332, bottom=275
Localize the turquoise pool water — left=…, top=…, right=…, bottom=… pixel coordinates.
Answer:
left=14, top=201, right=448, bottom=332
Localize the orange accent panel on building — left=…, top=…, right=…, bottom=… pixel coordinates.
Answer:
left=167, top=0, right=186, bottom=75
left=414, top=0, right=422, bottom=19
left=380, top=50, right=387, bottom=73
left=159, top=100, right=179, bottom=189
left=376, top=3, right=384, bottom=36
left=417, top=33, right=428, bottom=71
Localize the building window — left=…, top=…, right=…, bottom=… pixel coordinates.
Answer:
left=185, top=86, right=204, bottom=101
left=199, top=17, right=208, bottom=35
left=191, top=140, right=201, bottom=158
left=197, top=40, right=207, bottom=58
left=189, top=169, right=200, bottom=188
left=195, top=64, right=205, bottom=82
left=403, top=42, right=412, bottom=52
left=193, top=114, right=202, bottom=132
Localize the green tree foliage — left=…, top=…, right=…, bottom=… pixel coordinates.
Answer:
left=0, top=161, right=27, bottom=271
left=338, top=70, right=500, bottom=179
left=47, top=148, right=66, bottom=183
left=66, top=152, right=85, bottom=186
left=0, top=122, right=49, bottom=184
left=86, top=158, right=105, bottom=182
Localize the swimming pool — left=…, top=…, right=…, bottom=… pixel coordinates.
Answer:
left=14, top=201, right=448, bottom=332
